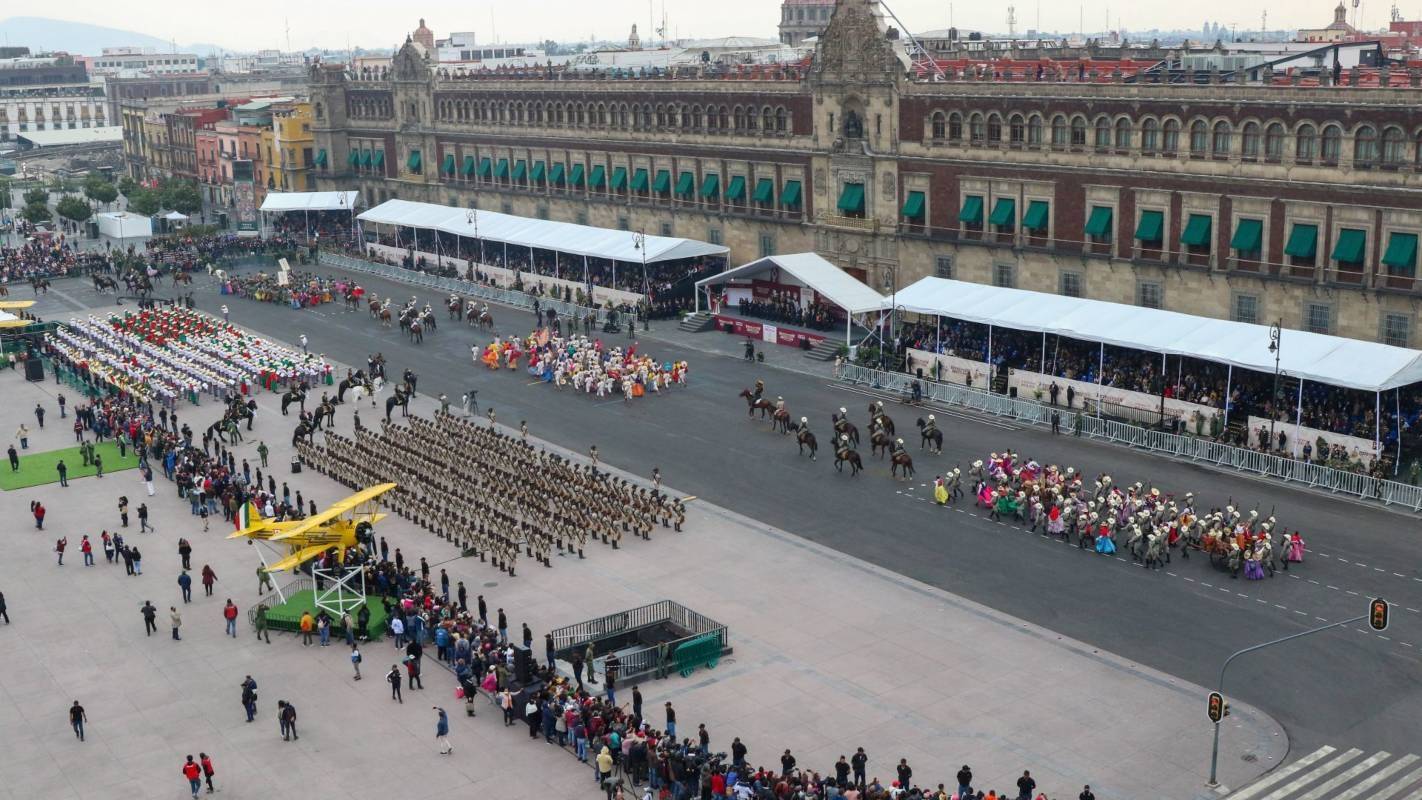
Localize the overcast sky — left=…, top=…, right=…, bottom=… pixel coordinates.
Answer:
left=32, top=0, right=1399, bottom=52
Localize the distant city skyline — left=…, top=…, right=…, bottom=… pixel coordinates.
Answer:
left=1, top=1, right=1401, bottom=53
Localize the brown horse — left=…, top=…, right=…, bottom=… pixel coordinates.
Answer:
left=870, top=429, right=894, bottom=459
left=772, top=407, right=792, bottom=434
left=891, top=450, right=915, bottom=479
left=378, top=306, right=393, bottom=327
left=791, top=423, right=817, bottom=460
left=916, top=417, right=943, bottom=454
left=868, top=402, right=896, bottom=437
left=171, top=271, right=193, bottom=287
left=739, top=389, right=773, bottom=419
left=476, top=310, right=495, bottom=332
left=368, top=297, right=383, bottom=317
left=832, top=415, right=860, bottom=446
left=834, top=440, right=863, bottom=476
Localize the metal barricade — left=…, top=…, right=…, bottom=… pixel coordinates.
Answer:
left=838, top=363, right=1419, bottom=512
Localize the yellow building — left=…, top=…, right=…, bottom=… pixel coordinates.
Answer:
left=272, top=101, right=315, bottom=192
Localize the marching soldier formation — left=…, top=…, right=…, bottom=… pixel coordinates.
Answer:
left=297, top=411, right=686, bottom=577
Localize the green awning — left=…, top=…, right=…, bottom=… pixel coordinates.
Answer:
left=315, top=149, right=327, bottom=167
left=781, top=180, right=801, bottom=207
left=359, top=150, right=372, bottom=167
left=1230, top=218, right=1263, bottom=252
left=650, top=170, right=669, bottom=193
left=958, top=195, right=983, bottom=224
left=753, top=178, right=774, bottom=204
left=461, top=155, right=476, bottom=176
left=674, top=171, right=695, bottom=196
left=901, top=191, right=925, bottom=219
left=1180, top=214, right=1212, bottom=247
left=511, top=160, right=527, bottom=181
left=611, top=167, right=628, bottom=190
left=372, top=151, right=384, bottom=168
left=441, top=154, right=456, bottom=175
left=407, top=150, right=421, bottom=171
left=837, top=183, right=864, bottom=213
left=569, top=163, right=585, bottom=187
left=549, top=163, right=566, bottom=185
left=725, top=176, right=746, bottom=201
left=633, top=168, right=651, bottom=191
left=1022, top=200, right=1049, bottom=231
left=531, top=161, right=546, bottom=182
left=989, top=198, right=1015, bottom=227
left=589, top=165, right=606, bottom=188
left=1332, top=228, right=1366, bottom=264
left=1383, top=232, right=1418, bottom=272
left=1135, top=210, right=1164, bottom=242
left=1284, top=224, right=1318, bottom=259
left=347, top=150, right=359, bottom=166
left=477, top=157, right=492, bottom=177
left=699, top=173, right=719, bottom=199
left=495, top=159, right=510, bottom=179
left=1084, top=206, right=1113, bottom=238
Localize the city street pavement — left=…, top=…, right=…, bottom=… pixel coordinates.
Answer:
left=14, top=263, right=1422, bottom=783
left=0, top=355, right=1285, bottom=800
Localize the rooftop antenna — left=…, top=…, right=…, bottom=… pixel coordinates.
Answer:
left=285, top=18, right=291, bottom=53
left=1007, top=5, right=1018, bottom=36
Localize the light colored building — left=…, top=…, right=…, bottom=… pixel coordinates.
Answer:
left=1299, top=2, right=1360, bottom=43
left=90, top=47, right=201, bottom=76
left=779, top=0, right=835, bottom=45
left=0, top=54, right=106, bottom=143
left=271, top=101, right=315, bottom=192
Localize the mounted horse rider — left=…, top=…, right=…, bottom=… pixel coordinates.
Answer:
left=752, top=379, right=766, bottom=403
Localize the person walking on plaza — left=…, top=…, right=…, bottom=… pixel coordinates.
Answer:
left=178, top=538, right=192, bottom=570
left=200, top=564, right=217, bottom=597
left=350, top=644, right=362, bottom=680
left=199, top=753, right=216, bottom=795
left=32, top=501, right=45, bottom=529
left=256, top=564, right=274, bottom=595
left=664, top=701, right=675, bottom=738
left=300, top=610, right=314, bottom=646
left=141, top=600, right=157, bottom=635
left=15, top=423, right=29, bottom=450
left=69, top=701, right=87, bottom=741
left=137, top=503, right=151, bottom=533
left=80, top=535, right=93, bottom=566
left=57, top=393, right=66, bottom=419
left=255, top=604, right=271, bottom=643
left=118, top=496, right=129, bottom=528
left=130, top=546, right=142, bottom=574
left=56, top=459, right=68, bottom=487
left=182, top=755, right=202, bottom=799
left=221, top=304, right=229, bottom=323
left=0, top=591, right=8, bottom=625
left=170, top=606, right=182, bottom=640
left=387, top=664, right=403, bottom=703
left=54, top=536, right=67, bottom=565
left=434, top=706, right=452, bottom=755
left=956, top=765, right=974, bottom=798
left=317, top=610, right=331, bottom=647
left=7, top=444, right=17, bottom=471
left=102, top=532, right=114, bottom=564
left=1016, top=771, right=1037, bottom=800
left=241, top=676, right=257, bottom=722
left=223, top=599, right=239, bottom=637
left=93, top=452, right=103, bottom=478
left=34, top=403, right=44, bottom=429
left=896, top=758, right=913, bottom=790
left=178, top=571, right=192, bottom=603
left=256, top=441, right=269, bottom=468
left=277, top=700, right=298, bottom=741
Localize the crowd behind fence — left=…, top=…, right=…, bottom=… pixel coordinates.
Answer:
left=839, top=363, right=1422, bottom=513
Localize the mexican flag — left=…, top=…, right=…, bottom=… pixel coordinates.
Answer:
left=236, top=501, right=261, bottom=532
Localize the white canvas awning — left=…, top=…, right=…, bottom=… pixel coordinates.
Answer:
left=357, top=199, right=728, bottom=264
left=894, top=276, right=1422, bottom=392
left=260, top=191, right=361, bottom=213
left=162, top=211, right=189, bottom=221
left=694, top=253, right=887, bottom=314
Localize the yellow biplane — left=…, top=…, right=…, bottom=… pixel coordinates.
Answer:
left=229, top=482, right=396, bottom=572
left=0, top=300, right=37, bottom=329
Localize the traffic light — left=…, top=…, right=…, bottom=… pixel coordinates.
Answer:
left=1207, top=692, right=1225, bottom=723
left=1370, top=598, right=1390, bottom=632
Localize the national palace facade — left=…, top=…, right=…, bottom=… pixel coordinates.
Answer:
left=309, top=0, right=1422, bottom=346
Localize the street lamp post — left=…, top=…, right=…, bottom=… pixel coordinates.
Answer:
left=466, top=207, right=483, bottom=267
left=633, top=230, right=649, bottom=330
left=1268, top=320, right=1282, bottom=453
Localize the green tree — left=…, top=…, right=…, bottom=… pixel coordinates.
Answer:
left=117, top=176, right=138, bottom=197
left=84, top=176, right=118, bottom=207
left=20, top=201, right=52, bottom=225
left=158, top=179, right=203, bottom=216
left=22, top=187, right=49, bottom=206
left=56, top=196, right=93, bottom=223
left=126, top=187, right=161, bottom=216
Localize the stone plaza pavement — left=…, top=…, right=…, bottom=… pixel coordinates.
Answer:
left=0, top=326, right=1286, bottom=800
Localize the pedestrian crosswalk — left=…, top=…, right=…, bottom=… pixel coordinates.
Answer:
left=1229, top=746, right=1422, bottom=800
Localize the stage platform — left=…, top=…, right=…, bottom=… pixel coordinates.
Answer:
left=261, top=589, right=389, bottom=640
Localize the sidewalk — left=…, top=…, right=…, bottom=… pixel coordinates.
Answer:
left=0, top=322, right=1286, bottom=799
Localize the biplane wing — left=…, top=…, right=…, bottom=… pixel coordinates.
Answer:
left=266, top=542, right=338, bottom=573
left=0, top=300, right=37, bottom=310
left=267, top=482, right=397, bottom=542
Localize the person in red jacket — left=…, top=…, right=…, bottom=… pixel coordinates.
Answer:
left=200, top=565, right=217, bottom=597
left=223, top=599, right=239, bottom=638
left=181, top=755, right=202, bottom=798
left=81, top=535, right=94, bottom=566
left=199, top=753, right=216, bottom=794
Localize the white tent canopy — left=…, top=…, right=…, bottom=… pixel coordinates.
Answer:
left=694, top=253, right=887, bottom=314
left=260, top=191, right=361, bottom=213
left=162, top=211, right=189, bottom=221
left=357, top=199, right=728, bottom=264
left=895, top=276, right=1422, bottom=392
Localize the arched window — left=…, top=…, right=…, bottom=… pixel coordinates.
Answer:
left=1241, top=122, right=1260, bottom=158
left=1070, top=116, right=1087, bottom=146
left=1141, top=118, right=1159, bottom=153
left=1162, top=119, right=1180, bottom=154
left=1354, top=125, right=1378, bottom=166
left=775, top=106, right=787, bottom=132
left=1009, top=114, right=1025, bottom=144
left=735, top=106, right=747, bottom=130
left=1051, top=115, right=1067, bottom=147
left=1321, top=124, right=1342, bottom=165
left=1264, top=123, right=1284, bottom=161
left=719, top=106, right=729, bottom=130
left=1114, top=118, right=1132, bottom=150
left=690, top=105, right=701, bottom=129
left=1027, top=114, right=1043, bottom=146
left=1212, top=121, right=1232, bottom=156
left=1382, top=127, right=1405, bottom=165
left=745, top=106, right=756, bottom=130
left=987, top=113, right=1002, bottom=142
left=705, top=106, right=717, bottom=131
left=931, top=112, right=946, bottom=140
left=762, top=106, right=774, bottom=131
left=1094, top=117, right=1111, bottom=149
left=1415, top=131, right=1422, bottom=168
left=948, top=112, right=963, bottom=141
left=1296, top=124, right=1316, bottom=162
left=1189, top=120, right=1209, bottom=154
left=969, top=112, right=985, bottom=143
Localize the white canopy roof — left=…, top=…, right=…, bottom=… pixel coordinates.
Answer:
left=358, top=199, right=728, bottom=264
left=695, top=253, right=887, bottom=314
left=162, top=211, right=189, bottom=221
left=260, top=191, right=360, bottom=213
left=895, top=276, right=1422, bottom=392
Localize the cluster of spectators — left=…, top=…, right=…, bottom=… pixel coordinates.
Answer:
left=1, top=237, right=110, bottom=283
left=736, top=295, right=839, bottom=332
left=144, top=233, right=303, bottom=272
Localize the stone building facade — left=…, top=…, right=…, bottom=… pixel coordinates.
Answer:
left=309, top=0, right=1422, bottom=347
